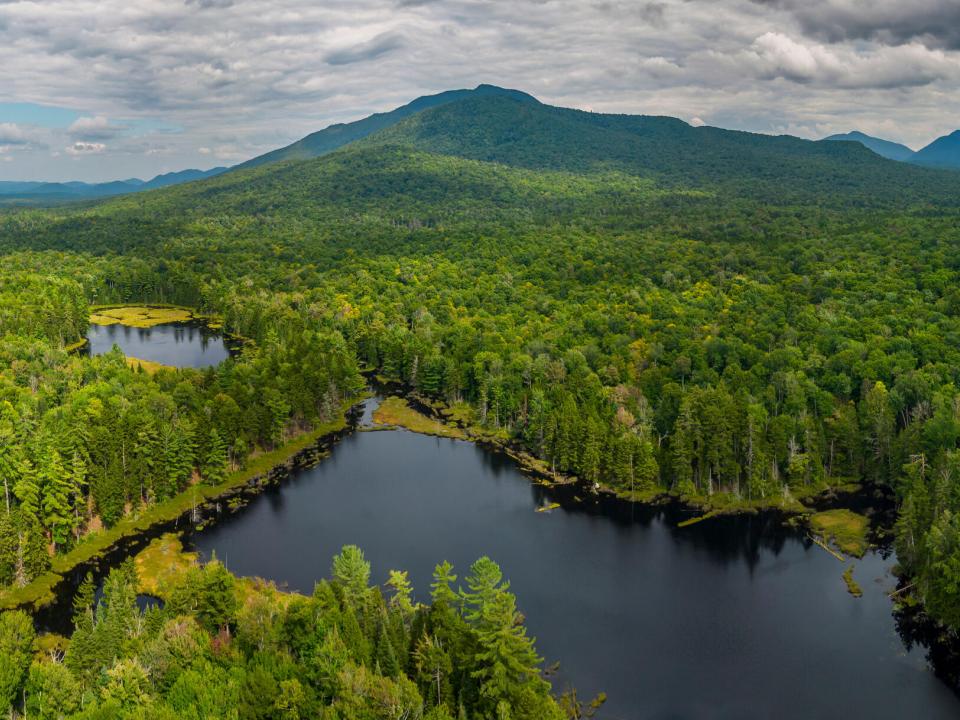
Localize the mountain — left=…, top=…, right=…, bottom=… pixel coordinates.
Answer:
left=0, top=166, right=227, bottom=204
left=140, top=167, right=227, bottom=190
left=232, top=84, right=539, bottom=171
left=5, top=87, right=960, bottom=244
left=911, top=130, right=960, bottom=169
left=349, top=92, right=959, bottom=204
left=823, top=131, right=915, bottom=162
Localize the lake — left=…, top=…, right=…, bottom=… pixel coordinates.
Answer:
left=87, top=321, right=232, bottom=368
left=186, top=396, right=960, bottom=720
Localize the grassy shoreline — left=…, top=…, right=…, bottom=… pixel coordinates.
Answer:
left=386, top=390, right=874, bottom=535
left=0, top=395, right=361, bottom=612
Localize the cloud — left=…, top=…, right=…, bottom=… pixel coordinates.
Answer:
left=185, top=0, right=235, bottom=8
left=68, top=115, right=126, bottom=141
left=0, top=0, right=958, bottom=180
left=0, top=123, right=29, bottom=145
left=325, top=31, right=406, bottom=66
left=65, top=141, right=106, bottom=155
left=736, top=32, right=953, bottom=89
left=754, top=1, right=960, bottom=51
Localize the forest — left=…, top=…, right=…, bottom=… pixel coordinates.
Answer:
left=0, top=542, right=564, bottom=719
left=1, top=90, right=960, bottom=714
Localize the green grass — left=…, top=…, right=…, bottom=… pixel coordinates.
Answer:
left=126, top=356, right=173, bottom=375
left=842, top=565, right=863, bottom=598
left=373, top=397, right=465, bottom=439
left=63, top=337, right=88, bottom=353
left=134, top=534, right=198, bottom=599
left=809, top=509, right=870, bottom=558
left=0, top=396, right=360, bottom=612
left=89, top=305, right=195, bottom=327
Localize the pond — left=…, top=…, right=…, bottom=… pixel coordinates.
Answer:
left=186, top=397, right=960, bottom=719
left=86, top=321, right=232, bottom=369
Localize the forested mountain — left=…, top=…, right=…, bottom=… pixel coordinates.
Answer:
left=912, top=130, right=960, bottom=169
left=824, top=129, right=960, bottom=170
left=0, top=166, right=227, bottom=205
left=232, top=84, right=538, bottom=171
left=3, top=86, right=960, bottom=714
left=823, top=131, right=916, bottom=162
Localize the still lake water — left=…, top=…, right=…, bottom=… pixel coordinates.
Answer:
left=87, top=322, right=231, bottom=368
left=188, top=398, right=960, bottom=720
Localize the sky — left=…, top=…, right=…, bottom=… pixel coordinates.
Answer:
left=1, top=0, right=959, bottom=182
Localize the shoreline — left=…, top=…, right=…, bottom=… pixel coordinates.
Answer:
left=0, top=393, right=365, bottom=615
left=397, top=387, right=878, bottom=530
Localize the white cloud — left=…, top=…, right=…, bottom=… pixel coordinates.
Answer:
left=689, top=116, right=706, bottom=127
left=65, top=141, right=106, bottom=155
left=68, top=115, right=126, bottom=140
left=0, top=0, right=958, bottom=180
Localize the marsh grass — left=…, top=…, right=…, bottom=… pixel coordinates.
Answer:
left=134, top=534, right=198, bottom=599
left=373, top=396, right=466, bottom=439
left=89, top=305, right=195, bottom=328
left=809, top=509, right=870, bottom=558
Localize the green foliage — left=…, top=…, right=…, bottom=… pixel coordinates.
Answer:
left=3, top=90, right=960, bottom=632
left=0, top=610, right=35, bottom=711
left=3, top=548, right=561, bottom=719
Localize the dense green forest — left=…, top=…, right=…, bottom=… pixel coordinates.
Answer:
left=2, top=87, right=960, bottom=710
left=0, top=544, right=563, bottom=719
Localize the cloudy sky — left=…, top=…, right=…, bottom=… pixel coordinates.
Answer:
left=1, top=0, right=959, bottom=182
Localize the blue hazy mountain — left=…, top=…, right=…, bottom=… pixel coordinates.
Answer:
left=911, top=130, right=960, bottom=170
left=823, top=131, right=915, bottom=162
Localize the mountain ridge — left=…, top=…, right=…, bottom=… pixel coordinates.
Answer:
left=823, top=131, right=915, bottom=162
left=0, top=166, right=228, bottom=203
left=231, top=84, right=538, bottom=171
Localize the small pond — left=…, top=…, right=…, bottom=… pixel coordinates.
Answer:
left=86, top=322, right=232, bottom=369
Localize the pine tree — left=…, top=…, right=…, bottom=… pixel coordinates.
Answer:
left=471, top=590, right=546, bottom=717
left=431, top=561, right=458, bottom=608
left=12, top=457, right=40, bottom=526
left=332, top=545, right=371, bottom=606
left=0, top=610, right=35, bottom=712
left=39, top=446, right=73, bottom=548
left=201, top=427, right=228, bottom=485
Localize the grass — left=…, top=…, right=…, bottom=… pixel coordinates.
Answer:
left=134, top=534, right=198, bottom=599
left=373, top=397, right=465, bottom=439
left=63, top=337, right=88, bottom=353
left=0, top=395, right=360, bottom=612
left=809, top=509, right=870, bottom=558
left=89, top=305, right=195, bottom=328
left=842, top=565, right=863, bottom=598
left=126, top=357, right=172, bottom=375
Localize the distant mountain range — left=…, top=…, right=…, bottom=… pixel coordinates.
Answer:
left=3, top=84, right=960, bottom=208
left=0, top=166, right=227, bottom=203
left=825, top=129, right=960, bottom=169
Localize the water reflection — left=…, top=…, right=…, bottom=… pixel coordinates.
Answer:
left=86, top=322, right=232, bottom=369
left=186, top=418, right=960, bottom=719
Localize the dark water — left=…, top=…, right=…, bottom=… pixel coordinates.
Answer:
left=189, top=398, right=960, bottom=720
left=87, top=322, right=231, bottom=368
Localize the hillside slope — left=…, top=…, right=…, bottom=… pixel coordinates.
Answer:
left=823, top=131, right=915, bottom=162
left=357, top=94, right=960, bottom=203
left=231, top=84, right=538, bottom=171
left=912, top=130, right=960, bottom=169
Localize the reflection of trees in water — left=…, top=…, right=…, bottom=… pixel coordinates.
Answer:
left=525, top=478, right=795, bottom=572
left=895, top=600, right=960, bottom=697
